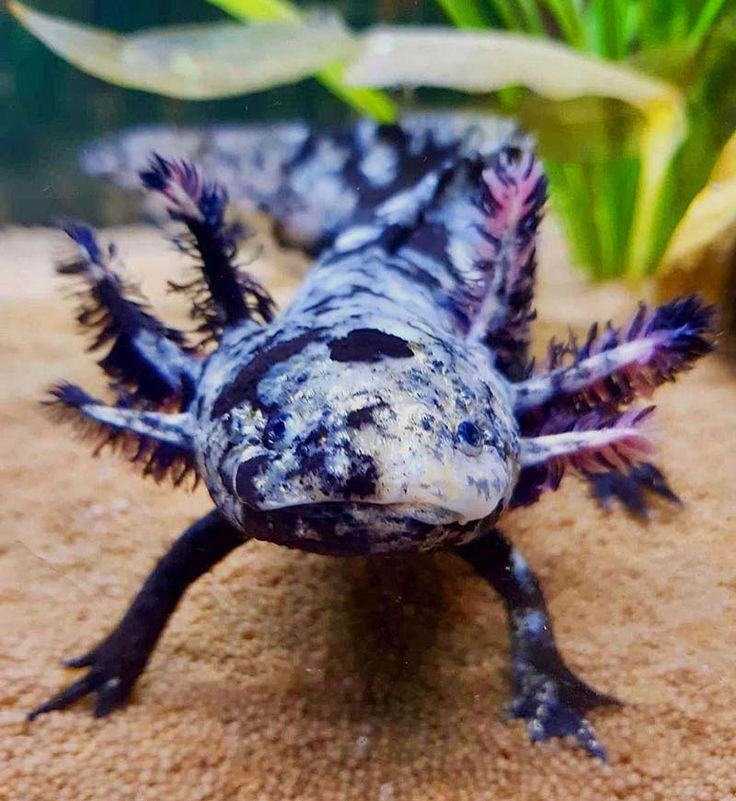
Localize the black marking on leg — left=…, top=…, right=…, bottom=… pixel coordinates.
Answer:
left=28, top=511, right=245, bottom=720
left=456, top=528, right=620, bottom=759
left=328, top=328, right=414, bottom=363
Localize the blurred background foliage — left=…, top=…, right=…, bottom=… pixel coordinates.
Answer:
left=450, top=0, right=736, bottom=280
left=0, top=1, right=446, bottom=225
left=2, top=1, right=735, bottom=289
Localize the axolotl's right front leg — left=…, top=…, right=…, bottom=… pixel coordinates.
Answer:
left=28, top=511, right=247, bottom=720
left=456, top=527, right=621, bottom=760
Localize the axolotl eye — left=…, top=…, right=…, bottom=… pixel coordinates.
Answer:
left=262, top=412, right=295, bottom=449
left=455, top=420, right=484, bottom=457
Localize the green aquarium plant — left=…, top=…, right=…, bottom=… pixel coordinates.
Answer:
left=430, top=0, right=736, bottom=281
left=9, top=0, right=735, bottom=283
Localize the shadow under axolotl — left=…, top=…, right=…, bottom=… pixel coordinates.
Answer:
left=171, top=549, right=520, bottom=764
left=319, top=554, right=453, bottom=710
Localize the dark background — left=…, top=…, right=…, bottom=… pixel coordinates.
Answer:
left=0, top=1, right=452, bottom=225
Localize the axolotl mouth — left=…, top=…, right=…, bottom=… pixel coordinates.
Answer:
left=290, top=499, right=505, bottom=526
left=235, top=500, right=497, bottom=556
left=238, top=497, right=506, bottom=531
left=285, top=500, right=462, bottom=526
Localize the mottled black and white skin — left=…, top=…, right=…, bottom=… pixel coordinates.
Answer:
left=29, top=114, right=715, bottom=760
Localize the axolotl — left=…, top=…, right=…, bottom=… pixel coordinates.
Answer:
left=28, top=116, right=714, bottom=759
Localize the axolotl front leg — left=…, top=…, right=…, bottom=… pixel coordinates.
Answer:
left=29, top=511, right=248, bottom=719
left=456, top=527, right=620, bottom=760
left=449, top=412, right=655, bottom=759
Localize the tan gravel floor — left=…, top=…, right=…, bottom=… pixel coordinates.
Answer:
left=1, top=223, right=735, bottom=801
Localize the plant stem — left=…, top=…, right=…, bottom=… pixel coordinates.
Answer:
left=688, top=0, right=730, bottom=50
left=541, top=0, right=584, bottom=47
left=485, top=0, right=525, bottom=30
left=435, top=0, right=489, bottom=28
left=516, top=0, right=547, bottom=34
left=207, top=0, right=398, bottom=122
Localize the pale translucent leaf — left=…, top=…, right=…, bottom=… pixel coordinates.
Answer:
left=9, top=1, right=356, bottom=99
left=346, top=27, right=678, bottom=109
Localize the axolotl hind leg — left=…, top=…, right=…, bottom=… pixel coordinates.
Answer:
left=584, top=461, right=681, bottom=518
left=456, top=527, right=620, bottom=760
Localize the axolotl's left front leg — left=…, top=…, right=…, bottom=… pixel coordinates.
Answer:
left=456, top=527, right=621, bottom=760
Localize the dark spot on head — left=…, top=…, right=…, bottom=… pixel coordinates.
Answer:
left=340, top=455, right=379, bottom=499
left=346, top=402, right=387, bottom=430
left=289, top=425, right=330, bottom=480
left=302, top=423, right=329, bottom=448
left=328, top=328, right=414, bottom=363
left=212, top=329, right=326, bottom=418
left=234, top=455, right=270, bottom=507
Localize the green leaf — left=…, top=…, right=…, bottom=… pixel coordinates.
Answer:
left=207, top=0, right=398, bottom=121
left=8, top=1, right=357, bottom=99
left=589, top=0, right=627, bottom=59
left=625, top=99, right=687, bottom=279
left=316, top=62, right=398, bottom=124
left=516, top=0, right=547, bottom=36
left=206, top=0, right=300, bottom=22
left=485, top=0, right=525, bottom=31
left=514, top=94, right=642, bottom=161
left=689, top=0, right=731, bottom=50
left=539, top=0, right=585, bottom=47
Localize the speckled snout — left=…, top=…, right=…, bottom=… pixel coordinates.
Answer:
left=231, top=398, right=519, bottom=525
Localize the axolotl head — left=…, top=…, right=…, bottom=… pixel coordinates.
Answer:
left=204, top=326, right=521, bottom=540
